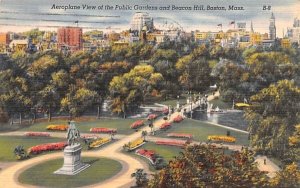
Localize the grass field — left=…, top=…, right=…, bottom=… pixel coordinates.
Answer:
left=18, top=157, right=122, bottom=188
left=17, top=118, right=141, bottom=135
left=208, top=98, right=232, bottom=109
left=140, top=142, right=183, bottom=162
left=156, top=119, right=249, bottom=146
left=0, top=136, right=65, bottom=161
left=158, top=94, right=189, bottom=107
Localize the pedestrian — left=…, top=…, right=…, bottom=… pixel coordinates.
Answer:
left=264, top=158, right=266, bottom=165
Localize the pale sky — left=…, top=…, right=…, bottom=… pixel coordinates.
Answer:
left=0, top=0, right=300, bottom=37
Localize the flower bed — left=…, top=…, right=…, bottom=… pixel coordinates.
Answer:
left=173, top=115, right=184, bottom=123
left=46, top=125, right=68, bottom=131
left=24, top=132, right=50, bottom=137
left=135, top=149, right=156, bottom=164
left=207, top=135, right=236, bottom=143
left=124, top=137, right=145, bottom=151
left=167, top=133, right=192, bottom=139
left=90, top=127, right=117, bottom=134
left=81, top=134, right=99, bottom=139
left=28, top=142, right=67, bottom=154
left=162, top=108, right=169, bottom=115
left=147, top=114, right=158, bottom=120
left=130, top=120, right=144, bottom=129
left=155, top=140, right=186, bottom=147
left=160, top=122, right=172, bottom=130
left=89, top=137, right=111, bottom=148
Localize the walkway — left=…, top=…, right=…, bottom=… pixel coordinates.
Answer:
left=0, top=91, right=280, bottom=187
left=255, top=155, right=281, bottom=178
left=147, top=136, right=244, bottom=151
left=0, top=131, right=127, bottom=140
left=0, top=111, right=180, bottom=188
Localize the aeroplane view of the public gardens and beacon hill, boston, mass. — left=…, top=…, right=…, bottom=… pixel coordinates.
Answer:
left=0, top=0, right=299, bottom=188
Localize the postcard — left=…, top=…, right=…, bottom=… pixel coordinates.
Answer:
left=0, top=0, right=299, bottom=187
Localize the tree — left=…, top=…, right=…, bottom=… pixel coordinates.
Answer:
left=0, top=64, right=32, bottom=124
left=14, top=145, right=28, bottom=160
left=0, top=107, right=9, bottom=123
left=150, top=49, right=179, bottom=98
left=176, top=55, right=211, bottom=92
left=148, top=144, right=269, bottom=188
left=245, top=52, right=295, bottom=90
left=61, top=86, right=98, bottom=118
left=211, top=59, right=248, bottom=102
left=284, top=124, right=300, bottom=163
left=109, top=65, right=163, bottom=117
left=28, top=54, right=65, bottom=121
left=270, top=163, right=300, bottom=188
left=245, top=80, right=300, bottom=158
left=131, top=169, right=148, bottom=187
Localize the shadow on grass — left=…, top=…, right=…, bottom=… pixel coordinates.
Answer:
left=85, top=158, right=99, bottom=165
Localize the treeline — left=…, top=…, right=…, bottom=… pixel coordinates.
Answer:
left=0, top=41, right=299, bottom=124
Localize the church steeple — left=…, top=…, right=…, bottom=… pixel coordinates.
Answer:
left=269, top=12, right=276, bottom=40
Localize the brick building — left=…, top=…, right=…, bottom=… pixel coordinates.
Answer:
left=57, top=27, right=82, bottom=52
left=0, top=33, right=10, bottom=45
left=0, top=33, right=10, bottom=53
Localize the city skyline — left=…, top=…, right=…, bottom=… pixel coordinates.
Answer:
left=0, top=0, right=299, bottom=37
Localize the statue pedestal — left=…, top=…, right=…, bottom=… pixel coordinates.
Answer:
left=54, top=143, right=90, bottom=175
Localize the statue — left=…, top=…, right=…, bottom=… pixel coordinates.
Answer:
left=67, top=121, right=80, bottom=146
left=54, top=121, right=89, bottom=175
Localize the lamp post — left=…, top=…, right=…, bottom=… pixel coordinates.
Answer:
left=189, top=91, right=193, bottom=119
left=198, top=92, right=201, bottom=107
left=176, top=95, right=180, bottom=110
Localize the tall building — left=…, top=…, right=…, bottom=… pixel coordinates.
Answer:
left=0, top=33, right=10, bottom=45
left=250, top=21, right=254, bottom=33
left=0, top=33, right=10, bottom=53
left=269, top=12, right=276, bottom=40
left=287, top=17, right=300, bottom=44
left=130, top=12, right=153, bottom=32
left=57, top=27, right=82, bottom=52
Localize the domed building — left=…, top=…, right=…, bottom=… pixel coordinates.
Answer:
left=130, top=12, right=154, bottom=32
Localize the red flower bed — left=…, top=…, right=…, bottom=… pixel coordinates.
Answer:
left=167, top=133, right=192, bottom=139
left=136, top=149, right=156, bottom=164
left=147, top=114, right=158, bottom=120
left=90, top=127, right=117, bottom=134
left=28, top=142, right=67, bottom=154
left=155, top=140, right=186, bottom=147
left=162, top=108, right=169, bottom=115
left=24, top=132, right=50, bottom=137
left=173, top=115, right=184, bottom=123
left=130, top=120, right=144, bottom=129
left=160, top=122, right=172, bottom=130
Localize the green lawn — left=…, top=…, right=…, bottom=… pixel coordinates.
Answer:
left=18, top=118, right=141, bottom=135
left=124, top=141, right=183, bottom=172
left=19, top=157, right=122, bottom=188
left=0, top=136, right=65, bottom=161
left=159, top=94, right=188, bottom=107
left=208, top=98, right=232, bottom=109
left=140, top=142, right=183, bottom=162
left=156, top=119, right=249, bottom=146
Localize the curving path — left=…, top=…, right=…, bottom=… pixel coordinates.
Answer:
left=0, top=91, right=280, bottom=187
left=0, top=112, right=180, bottom=188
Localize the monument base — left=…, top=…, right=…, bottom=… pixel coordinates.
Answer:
left=54, top=143, right=90, bottom=175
